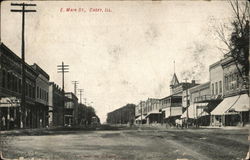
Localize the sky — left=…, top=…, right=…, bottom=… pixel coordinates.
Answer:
left=1, top=0, right=234, bottom=123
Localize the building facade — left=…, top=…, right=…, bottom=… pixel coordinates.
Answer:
left=0, top=43, right=38, bottom=129
left=211, top=56, right=249, bottom=126
left=160, top=95, right=182, bottom=126
left=65, top=92, right=78, bottom=126
left=135, top=101, right=146, bottom=124
left=182, top=82, right=211, bottom=126
left=145, top=98, right=161, bottom=124
left=31, top=63, right=50, bottom=128
left=107, top=104, right=135, bottom=125
left=48, top=82, right=64, bottom=126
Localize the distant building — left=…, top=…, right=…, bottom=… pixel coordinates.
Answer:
left=31, top=63, right=50, bottom=128
left=159, top=73, right=199, bottom=126
left=160, top=95, right=182, bottom=126
left=65, top=92, right=78, bottom=126
left=170, top=73, right=199, bottom=96
left=107, top=104, right=135, bottom=125
left=144, top=98, right=161, bottom=124
left=181, top=82, right=211, bottom=126
left=135, top=101, right=146, bottom=124
left=48, top=82, right=64, bottom=126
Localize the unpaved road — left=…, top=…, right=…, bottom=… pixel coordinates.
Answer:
left=0, top=127, right=249, bottom=160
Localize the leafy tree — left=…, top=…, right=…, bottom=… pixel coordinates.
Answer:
left=78, top=104, right=99, bottom=125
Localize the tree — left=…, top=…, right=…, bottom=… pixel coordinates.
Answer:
left=215, top=0, right=249, bottom=93
left=77, top=104, right=99, bottom=126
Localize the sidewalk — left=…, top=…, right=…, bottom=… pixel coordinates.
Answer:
left=0, top=126, right=70, bottom=136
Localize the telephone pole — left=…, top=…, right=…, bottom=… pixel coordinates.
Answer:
left=140, top=101, right=143, bottom=125
left=78, top=89, right=84, bottom=104
left=184, top=78, right=189, bottom=128
left=57, top=62, right=69, bottom=126
left=72, top=81, right=79, bottom=96
left=10, top=2, right=36, bottom=129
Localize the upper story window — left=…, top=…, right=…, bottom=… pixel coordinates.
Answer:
left=212, top=83, right=214, bottom=95
left=236, top=74, right=239, bottom=88
left=18, top=79, right=21, bottom=93
left=7, top=72, right=11, bottom=89
left=219, top=81, right=222, bottom=93
left=215, top=82, right=218, bottom=95
left=225, top=76, right=228, bottom=91
left=2, top=70, right=6, bottom=88
left=37, top=86, right=39, bottom=98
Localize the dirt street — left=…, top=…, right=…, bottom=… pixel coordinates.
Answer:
left=0, top=127, right=249, bottom=160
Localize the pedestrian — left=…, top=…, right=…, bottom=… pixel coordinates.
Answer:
left=2, top=116, right=6, bottom=130
left=39, top=119, right=43, bottom=128
left=10, top=117, right=14, bottom=129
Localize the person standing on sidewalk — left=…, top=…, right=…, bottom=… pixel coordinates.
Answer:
left=2, top=116, right=6, bottom=130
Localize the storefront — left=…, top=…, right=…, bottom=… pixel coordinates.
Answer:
left=211, top=94, right=249, bottom=126
left=0, top=97, right=20, bottom=130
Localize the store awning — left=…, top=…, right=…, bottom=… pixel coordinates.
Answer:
left=198, top=111, right=209, bottom=117
left=227, top=94, right=249, bottom=112
left=145, top=110, right=161, bottom=118
left=135, top=115, right=146, bottom=121
left=0, top=97, right=20, bottom=108
left=163, top=107, right=182, bottom=118
left=211, top=94, right=248, bottom=115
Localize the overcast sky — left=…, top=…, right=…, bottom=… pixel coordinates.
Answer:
left=1, top=0, right=233, bottom=122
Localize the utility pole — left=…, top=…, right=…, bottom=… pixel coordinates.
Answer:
left=83, top=98, right=87, bottom=126
left=140, top=101, right=143, bottom=125
left=10, top=2, right=36, bottom=129
left=78, top=89, right=84, bottom=104
left=184, top=78, right=189, bottom=128
left=57, top=62, right=69, bottom=126
left=72, top=81, right=79, bottom=96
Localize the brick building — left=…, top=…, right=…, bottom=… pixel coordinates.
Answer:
left=0, top=43, right=38, bottom=129
left=211, top=56, right=249, bottom=126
